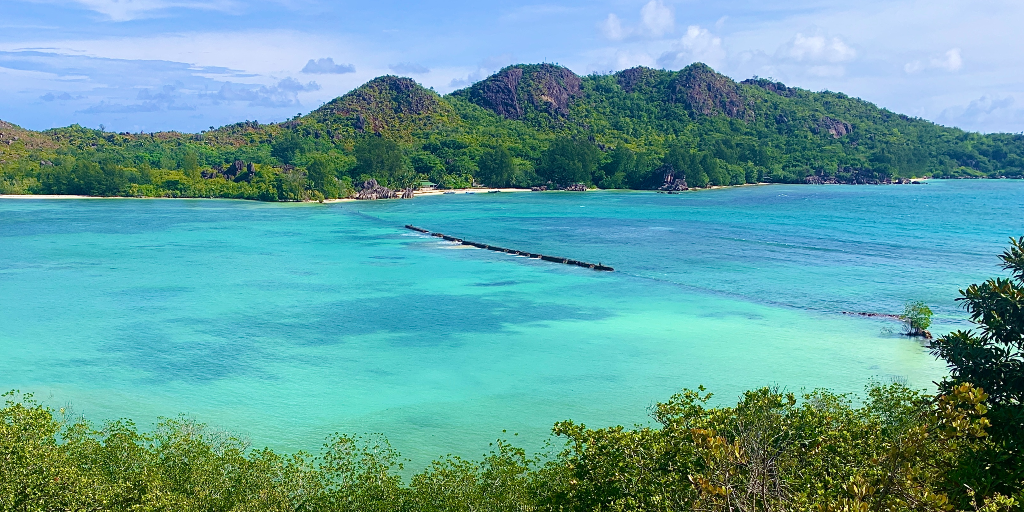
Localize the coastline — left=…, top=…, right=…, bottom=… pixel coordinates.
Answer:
left=413, top=187, right=532, bottom=197
left=0, top=180, right=933, bottom=202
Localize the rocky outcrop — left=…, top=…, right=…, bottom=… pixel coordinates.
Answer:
left=309, top=76, right=458, bottom=141
left=616, top=66, right=662, bottom=93
left=455, top=64, right=583, bottom=120
left=741, top=78, right=797, bottom=97
left=356, top=179, right=397, bottom=200
left=0, top=120, right=56, bottom=157
left=804, top=166, right=918, bottom=185
left=817, top=116, right=852, bottom=138
left=532, top=66, right=583, bottom=116
left=354, top=179, right=414, bottom=200
left=467, top=67, right=524, bottom=119
left=658, top=165, right=688, bottom=191
left=224, top=160, right=244, bottom=178
left=563, top=183, right=588, bottom=191
left=669, top=63, right=750, bottom=120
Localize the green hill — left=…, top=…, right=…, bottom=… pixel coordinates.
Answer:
left=2, top=63, right=1022, bottom=199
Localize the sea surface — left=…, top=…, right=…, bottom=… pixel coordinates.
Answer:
left=1, top=180, right=1022, bottom=465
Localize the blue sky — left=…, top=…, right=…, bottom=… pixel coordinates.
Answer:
left=2, top=0, right=1022, bottom=134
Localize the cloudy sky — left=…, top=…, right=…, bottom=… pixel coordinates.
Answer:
left=2, top=0, right=1022, bottom=134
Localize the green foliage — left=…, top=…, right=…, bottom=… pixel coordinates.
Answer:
left=2, top=381, right=1012, bottom=512
left=271, top=130, right=309, bottom=165
left=3, top=63, right=1024, bottom=201
left=932, top=236, right=1024, bottom=497
left=354, top=136, right=416, bottom=189
left=476, top=146, right=515, bottom=188
left=538, top=137, right=600, bottom=187
left=35, top=159, right=136, bottom=196
left=902, top=300, right=934, bottom=335
left=306, top=153, right=346, bottom=198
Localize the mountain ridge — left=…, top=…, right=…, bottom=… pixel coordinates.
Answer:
left=1, top=62, right=1022, bottom=198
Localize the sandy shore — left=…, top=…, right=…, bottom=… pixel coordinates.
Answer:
left=0, top=181, right=930, bottom=203
left=413, top=187, right=533, bottom=197
left=1, top=189, right=533, bottom=202
left=1, top=194, right=106, bottom=199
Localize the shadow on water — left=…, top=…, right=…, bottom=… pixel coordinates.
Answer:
left=103, top=292, right=609, bottom=383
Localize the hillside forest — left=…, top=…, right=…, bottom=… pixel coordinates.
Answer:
left=1, top=63, right=1023, bottom=200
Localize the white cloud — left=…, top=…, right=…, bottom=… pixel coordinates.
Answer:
left=657, top=25, right=726, bottom=69
left=905, top=48, right=963, bottom=74
left=903, top=60, right=924, bottom=74
left=599, top=1, right=674, bottom=41
left=301, top=57, right=355, bottom=74
left=600, top=13, right=628, bottom=41
left=935, top=48, right=963, bottom=71
left=614, top=50, right=656, bottom=70
left=780, top=33, right=856, bottom=63
left=447, top=53, right=516, bottom=88
left=936, top=94, right=1022, bottom=132
left=389, top=62, right=430, bottom=74
left=59, top=0, right=237, bottom=22
left=214, top=77, right=319, bottom=108
left=640, top=0, right=674, bottom=37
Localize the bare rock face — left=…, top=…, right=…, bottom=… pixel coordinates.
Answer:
left=616, top=66, right=661, bottom=93
left=355, top=178, right=397, bottom=200
left=469, top=67, right=524, bottom=119
left=355, top=179, right=414, bottom=200
left=224, top=160, right=244, bottom=178
left=670, top=63, right=750, bottom=120
left=818, top=116, right=852, bottom=138
left=531, top=65, right=582, bottom=116
left=658, top=165, right=688, bottom=190
left=458, top=64, right=583, bottom=120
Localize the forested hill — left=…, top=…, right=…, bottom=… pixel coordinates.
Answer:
left=2, top=62, right=1022, bottom=200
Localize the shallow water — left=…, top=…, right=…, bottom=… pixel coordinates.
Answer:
left=1, top=180, right=1021, bottom=465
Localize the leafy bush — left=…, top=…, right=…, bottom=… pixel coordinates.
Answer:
left=901, top=300, right=934, bottom=335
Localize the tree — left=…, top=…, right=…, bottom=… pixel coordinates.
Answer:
left=182, top=152, right=201, bottom=182
left=353, top=137, right=415, bottom=189
left=271, top=131, right=308, bottom=165
left=932, top=236, right=1024, bottom=496
left=599, top=147, right=635, bottom=189
left=276, top=169, right=306, bottom=201
left=537, top=138, right=599, bottom=187
left=701, top=153, right=725, bottom=187
left=665, top=148, right=711, bottom=189
left=901, top=301, right=933, bottom=336
left=306, top=154, right=342, bottom=198
left=410, top=152, right=445, bottom=179
left=477, top=147, right=515, bottom=188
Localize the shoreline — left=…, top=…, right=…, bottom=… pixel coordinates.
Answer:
left=0, top=179, right=940, bottom=202
left=413, top=187, right=532, bottom=197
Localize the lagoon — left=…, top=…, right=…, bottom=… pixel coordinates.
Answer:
left=1, top=180, right=1021, bottom=465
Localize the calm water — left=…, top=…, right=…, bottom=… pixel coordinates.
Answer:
left=1, top=180, right=1022, bottom=465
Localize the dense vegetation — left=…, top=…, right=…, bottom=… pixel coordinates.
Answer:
left=2, top=63, right=1023, bottom=200
left=4, top=239, right=1024, bottom=510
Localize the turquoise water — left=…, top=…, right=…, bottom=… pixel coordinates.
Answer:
left=1, top=180, right=1022, bottom=465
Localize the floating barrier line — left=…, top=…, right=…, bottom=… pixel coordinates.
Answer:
left=404, top=225, right=613, bottom=272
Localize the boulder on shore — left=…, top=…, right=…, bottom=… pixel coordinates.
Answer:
left=356, top=179, right=397, bottom=200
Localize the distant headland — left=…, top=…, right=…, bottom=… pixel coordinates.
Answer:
left=2, top=62, right=1021, bottom=201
